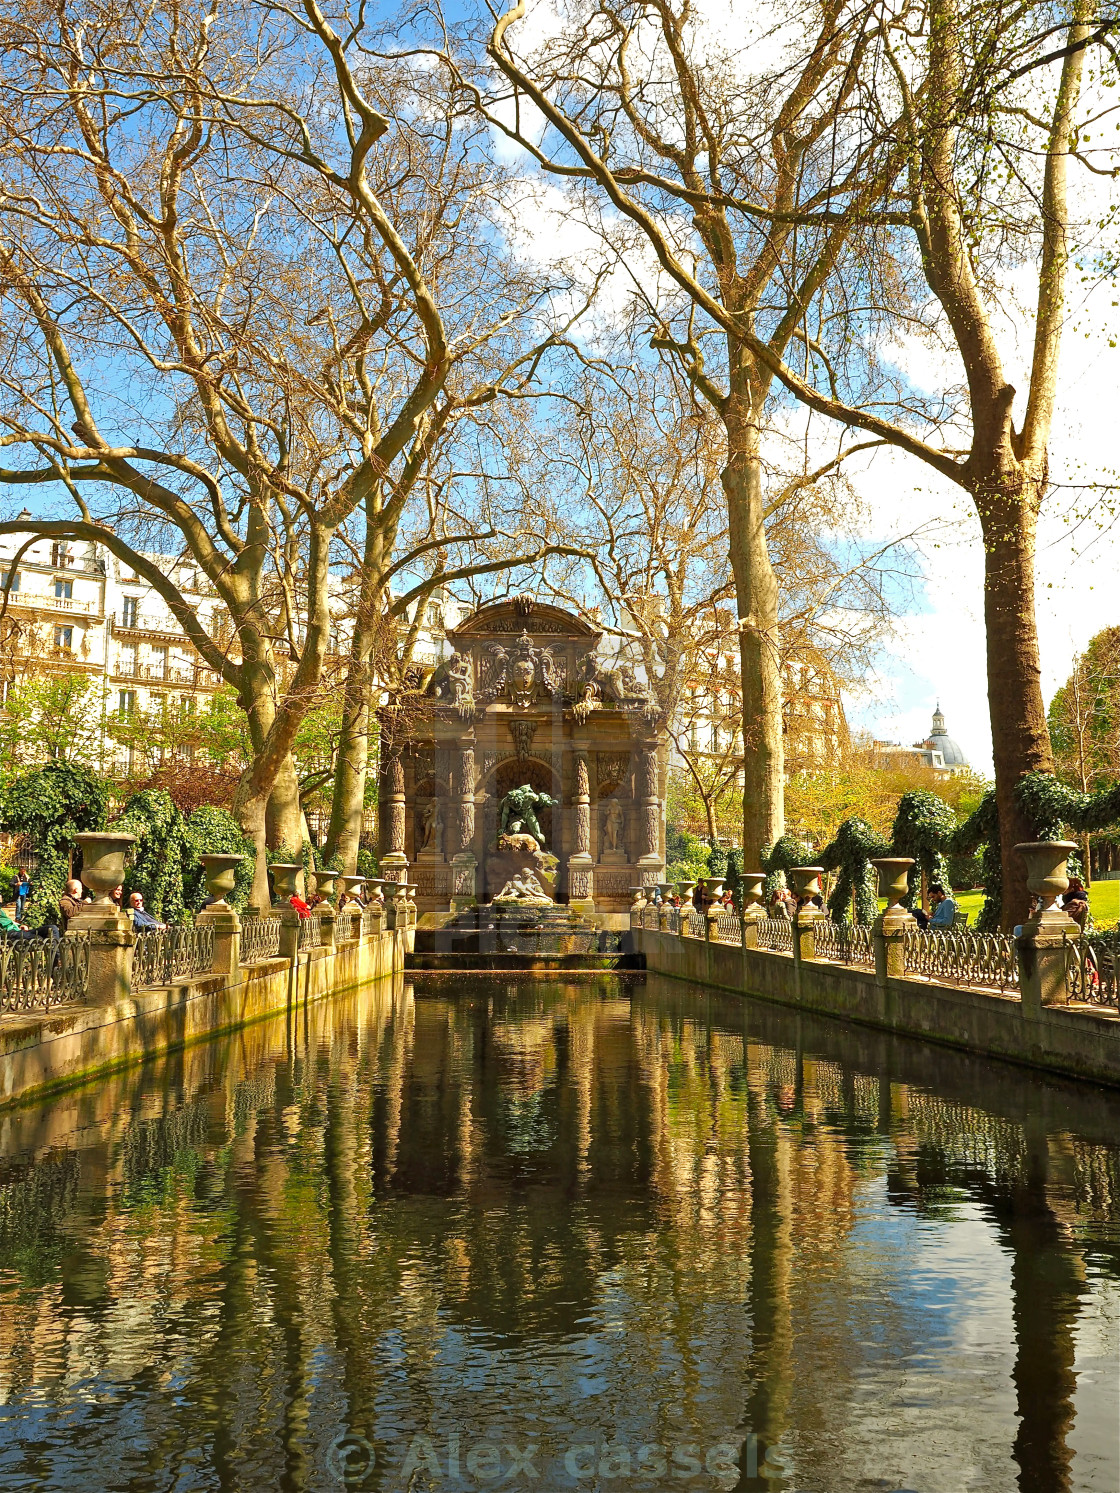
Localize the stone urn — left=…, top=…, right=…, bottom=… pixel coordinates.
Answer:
left=339, top=874, right=365, bottom=904
left=199, top=853, right=243, bottom=911
left=741, top=872, right=766, bottom=917
left=630, top=885, right=647, bottom=911
left=701, top=877, right=725, bottom=906
left=676, top=879, right=697, bottom=906
left=269, top=862, right=302, bottom=908
left=1015, top=841, right=1079, bottom=924
left=313, top=870, right=338, bottom=908
left=366, top=877, right=387, bottom=903
left=75, top=831, right=137, bottom=908
left=404, top=882, right=418, bottom=907
left=789, top=866, right=824, bottom=912
left=870, top=856, right=916, bottom=931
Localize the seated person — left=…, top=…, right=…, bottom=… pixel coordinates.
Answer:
left=58, top=878, right=87, bottom=929
left=0, top=905, right=36, bottom=939
left=289, top=893, right=312, bottom=920
left=928, top=882, right=957, bottom=930
left=128, top=892, right=166, bottom=931
left=1062, top=878, right=1090, bottom=929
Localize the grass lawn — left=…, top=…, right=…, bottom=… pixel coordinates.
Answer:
left=876, top=881, right=1118, bottom=929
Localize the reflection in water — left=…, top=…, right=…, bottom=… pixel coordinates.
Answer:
left=0, top=974, right=1117, bottom=1492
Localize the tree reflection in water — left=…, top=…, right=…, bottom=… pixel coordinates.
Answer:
left=0, top=973, right=1117, bottom=1492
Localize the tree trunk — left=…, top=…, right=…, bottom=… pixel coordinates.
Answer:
left=977, top=485, right=1054, bottom=930
left=266, top=754, right=305, bottom=854
left=722, top=381, right=784, bottom=864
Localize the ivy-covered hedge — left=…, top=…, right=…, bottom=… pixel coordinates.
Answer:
left=820, top=817, right=889, bottom=924
left=185, top=806, right=255, bottom=912
left=114, top=789, right=194, bottom=925
left=890, top=790, right=956, bottom=908
left=1, top=763, right=108, bottom=929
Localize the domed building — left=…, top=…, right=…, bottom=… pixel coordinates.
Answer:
left=922, top=703, right=969, bottom=773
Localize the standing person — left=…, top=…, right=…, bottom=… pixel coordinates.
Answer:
left=15, top=869, right=30, bottom=919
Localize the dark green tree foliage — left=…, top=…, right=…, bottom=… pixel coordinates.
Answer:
left=114, top=790, right=194, bottom=924
left=724, top=847, right=744, bottom=905
left=706, top=842, right=728, bottom=877
left=820, top=818, right=889, bottom=925
left=184, top=807, right=256, bottom=913
left=0, top=762, right=108, bottom=929
left=356, top=846, right=378, bottom=878
left=890, top=791, right=956, bottom=908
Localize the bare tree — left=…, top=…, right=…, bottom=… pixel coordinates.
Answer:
left=718, top=0, right=1116, bottom=924
left=456, top=0, right=903, bottom=863
left=0, top=0, right=580, bottom=900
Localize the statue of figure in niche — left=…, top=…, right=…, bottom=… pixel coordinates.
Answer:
left=499, top=783, right=556, bottom=849
left=425, top=651, right=474, bottom=720
left=602, top=797, right=625, bottom=854
left=419, top=799, right=444, bottom=854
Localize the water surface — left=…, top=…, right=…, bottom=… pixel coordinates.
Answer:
left=0, top=974, right=1117, bottom=1492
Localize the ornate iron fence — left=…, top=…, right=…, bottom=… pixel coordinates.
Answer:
left=133, top=925, right=215, bottom=989
left=240, top=915, right=280, bottom=965
left=713, top=908, right=742, bottom=945
left=0, top=933, right=90, bottom=1013
left=903, top=928, right=1019, bottom=994
left=680, top=906, right=706, bottom=938
left=1068, top=929, right=1120, bottom=1007
left=812, top=919, right=875, bottom=967
left=334, top=908, right=357, bottom=942
left=298, top=915, right=322, bottom=952
left=756, top=917, right=794, bottom=953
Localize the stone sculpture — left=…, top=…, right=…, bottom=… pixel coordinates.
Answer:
left=602, top=797, right=624, bottom=854
left=419, top=798, right=444, bottom=854
left=499, top=783, right=556, bottom=849
left=493, top=870, right=553, bottom=904
left=425, top=651, right=474, bottom=719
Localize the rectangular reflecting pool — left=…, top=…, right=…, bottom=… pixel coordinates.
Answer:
left=0, top=973, right=1117, bottom=1492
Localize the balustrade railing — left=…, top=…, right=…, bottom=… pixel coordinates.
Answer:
left=239, top=915, right=280, bottom=964
left=133, top=925, right=215, bottom=989
left=757, top=917, right=794, bottom=953
left=1068, top=929, right=1120, bottom=1008
left=903, top=928, right=1019, bottom=994
left=812, top=919, right=875, bottom=967
left=362, top=905, right=380, bottom=937
left=334, top=908, right=357, bottom=942
left=0, top=933, right=89, bottom=1013
left=680, top=906, right=706, bottom=938
left=713, top=908, right=742, bottom=945
left=298, top=915, right=322, bottom=952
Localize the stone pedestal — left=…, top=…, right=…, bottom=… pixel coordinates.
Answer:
left=451, top=852, right=477, bottom=912
left=1015, top=840, right=1081, bottom=1013
left=68, top=910, right=134, bottom=1005
left=318, top=906, right=337, bottom=951
left=196, top=907, right=241, bottom=974
left=871, top=857, right=916, bottom=982
left=275, top=908, right=301, bottom=963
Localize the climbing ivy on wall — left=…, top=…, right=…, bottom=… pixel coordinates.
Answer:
left=949, top=790, right=1002, bottom=931
left=0, top=762, right=108, bottom=929
left=820, top=818, right=890, bottom=925
left=1016, top=772, right=1120, bottom=837
left=761, top=834, right=813, bottom=896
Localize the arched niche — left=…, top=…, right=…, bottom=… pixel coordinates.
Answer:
left=483, top=758, right=561, bottom=855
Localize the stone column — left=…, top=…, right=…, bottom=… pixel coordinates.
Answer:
left=568, top=746, right=594, bottom=915
left=1015, top=841, right=1081, bottom=1015
left=451, top=733, right=477, bottom=911
left=636, top=739, right=663, bottom=888
left=379, top=749, right=408, bottom=886
left=871, top=857, right=917, bottom=982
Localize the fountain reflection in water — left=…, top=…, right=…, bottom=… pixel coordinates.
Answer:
left=0, top=974, right=1117, bottom=1493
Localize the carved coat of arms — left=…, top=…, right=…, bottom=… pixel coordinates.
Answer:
left=481, top=630, right=563, bottom=709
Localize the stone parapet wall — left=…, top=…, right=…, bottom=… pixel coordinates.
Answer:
left=633, top=926, right=1120, bottom=1088
left=0, top=927, right=406, bottom=1111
